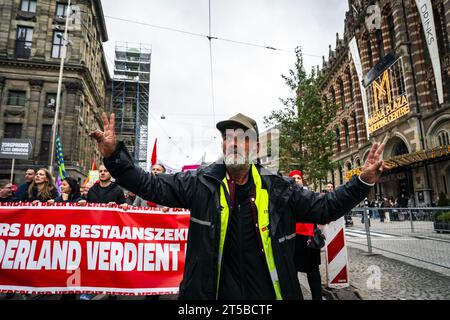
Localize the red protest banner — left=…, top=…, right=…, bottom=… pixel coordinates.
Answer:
left=0, top=203, right=190, bottom=296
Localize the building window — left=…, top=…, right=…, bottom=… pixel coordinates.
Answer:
left=438, top=130, right=450, bottom=147
left=338, top=78, right=345, bottom=107
left=45, top=93, right=57, bottom=111
left=335, top=127, right=341, bottom=152
left=39, top=125, right=52, bottom=162
left=347, top=69, right=354, bottom=101
left=331, top=87, right=336, bottom=112
left=346, top=162, right=352, bottom=171
left=356, top=159, right=361, bottom=167
left=387, top=14, right=396, bottom=51
left=20, top=0, right=36, bottom=13
left=367, top=38, right=373, bottom=69
left=15, top=26, right=33, bottom=58
left=376, top=29, right=385, bottom=59
left=352, top=113, right=359, bottom=144
left=52, top=32, right=64, bottom=58
left=434, top=5, right=449, bottom=55
left=344, top=121, right=350, bottom=149
left=56, top=3, right=68, bottom=17
left=3, top=123, right=22, bottom=138
left=7, top=91, right=26, bottom=106
left=338, top=166, right=343, bottom=185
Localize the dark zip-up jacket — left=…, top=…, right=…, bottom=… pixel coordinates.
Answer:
left=104, top=142, right=371, bottom=300
left=86, top=181, right=126, bottom=204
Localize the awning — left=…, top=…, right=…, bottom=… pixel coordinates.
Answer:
left=345, top=145, right=450, bottom=181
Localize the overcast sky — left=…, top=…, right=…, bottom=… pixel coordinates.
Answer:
left=102, top=0, right=348, bottom=168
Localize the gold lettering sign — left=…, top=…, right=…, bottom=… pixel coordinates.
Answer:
left=366, top=61, right=410, bottom=134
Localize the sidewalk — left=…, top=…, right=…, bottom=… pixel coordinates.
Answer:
left=319, top=247, right=450, bottom=300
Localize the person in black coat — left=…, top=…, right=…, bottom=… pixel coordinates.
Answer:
left=84, top=165, right=126, bottom=207
left=90, top=112, right=386, bottom=300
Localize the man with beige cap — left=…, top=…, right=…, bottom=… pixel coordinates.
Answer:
left=91, top=112, right=385, bottom=300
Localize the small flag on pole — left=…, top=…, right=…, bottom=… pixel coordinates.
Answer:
left=55, top=133, right=67, bottom=180
left=151, top=138, right=157, bottom=166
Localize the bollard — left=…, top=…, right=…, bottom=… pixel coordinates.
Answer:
left=364, top=209, right=373, bottom=254
left=408, top=209, right=414, bottom=233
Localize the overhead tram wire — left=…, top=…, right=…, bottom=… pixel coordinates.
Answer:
left=103, top=15, right=323, bottom=58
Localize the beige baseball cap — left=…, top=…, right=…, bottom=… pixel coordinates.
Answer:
left=216, top=113, right=259, bottom=137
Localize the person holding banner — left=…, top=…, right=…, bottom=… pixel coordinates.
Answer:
left=15, top=168, right=36, bottom=199
left=21, top=168, right=58, bottom=203
left=0, top=180, right=17, bottom=203
left=48, top=177, right=82, bottom=204
left=85, top=165, right=127, bottom=208
left=91, top=112, right=386, bottom=300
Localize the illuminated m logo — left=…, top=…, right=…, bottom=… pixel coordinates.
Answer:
left=372, top=70, right=391, bottom=112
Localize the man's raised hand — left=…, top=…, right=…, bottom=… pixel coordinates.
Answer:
left=90, top=113, right=116, bottom=158
left=359, top=142, right=386, bottom=185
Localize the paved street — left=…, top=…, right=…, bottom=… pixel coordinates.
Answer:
left=343, top=218, right=450, bottom=277
left=339, top=247, right=450, bottom=300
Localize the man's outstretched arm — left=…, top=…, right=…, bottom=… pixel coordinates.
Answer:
left=290, top=143, right=386, bottom=224
left=90, top=113, right=195, bottom=209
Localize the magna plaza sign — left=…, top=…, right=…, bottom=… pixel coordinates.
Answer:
left=364, top=57, right=410, bottom=135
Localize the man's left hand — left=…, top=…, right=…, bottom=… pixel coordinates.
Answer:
left=360, top=143, right=386, bottom=185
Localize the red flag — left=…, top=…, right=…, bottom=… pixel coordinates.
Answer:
left=151, top=138, right=157, bottom=166
left=91, top=159, right=97, bottom=171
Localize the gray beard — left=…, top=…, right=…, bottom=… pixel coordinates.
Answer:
left=225, top=163, right=250, bottom=173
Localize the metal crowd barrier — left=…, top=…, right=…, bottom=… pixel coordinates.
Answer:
left=347, top=207, right=450, bottom=275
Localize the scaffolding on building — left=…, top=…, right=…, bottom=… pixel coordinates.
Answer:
left=110, top=42, right=151, bottom=169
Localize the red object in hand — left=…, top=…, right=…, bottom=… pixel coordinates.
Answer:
left=296, top=223, right=314, bottom=236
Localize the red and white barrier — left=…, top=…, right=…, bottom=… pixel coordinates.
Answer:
left=322, top=217, right=349, bottom=288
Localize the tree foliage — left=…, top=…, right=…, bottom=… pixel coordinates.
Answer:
left=265, top=47, right=336, bottom=189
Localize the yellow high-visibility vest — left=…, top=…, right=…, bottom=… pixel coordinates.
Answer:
left=216, top=164, right=282, bottom=300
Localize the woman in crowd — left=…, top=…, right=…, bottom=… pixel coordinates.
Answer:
left=49, top=177, right=82, bottom=204
left=22, top=168, right=58, bottom=203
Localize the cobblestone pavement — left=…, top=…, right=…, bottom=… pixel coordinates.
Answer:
left=321, top=247, right=450, bottom=300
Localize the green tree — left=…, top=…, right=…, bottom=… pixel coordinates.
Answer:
left=265, top=47, right=336, bottom=189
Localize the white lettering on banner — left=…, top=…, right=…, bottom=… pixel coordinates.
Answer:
left=69, top=225, right=188, bottom=241
left=0, top=240, right=82, bottom=270
left=86, top=242, right=180, bottom=272
left=23, top=224, right=66, bottom=238
left=0, top=223, right=21, bottom=237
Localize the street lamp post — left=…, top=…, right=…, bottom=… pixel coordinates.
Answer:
left=49, top=0, right=71, bottom=175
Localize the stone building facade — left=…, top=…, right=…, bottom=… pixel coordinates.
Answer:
left=0, top=0, right=110, bottom=184
left=320, top=0, right=450, bottom=206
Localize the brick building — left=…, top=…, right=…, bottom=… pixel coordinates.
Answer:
left=0, top=0, right=110, bottom=184
left=320, top=0, right=450, bottom=206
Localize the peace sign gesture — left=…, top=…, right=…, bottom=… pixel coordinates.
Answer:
left=359, top=143, right=386, bottom=184
left=90, top=113, right=117, bottom=158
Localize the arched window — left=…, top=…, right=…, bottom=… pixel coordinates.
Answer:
left=367, top=38, right=373, bottom=68
left=356, top=159, right=361, bottom=168
left=347, top=69, right=354, bottom=101
left=330, top=87, right=336, bottom=109
left=376, top=29, right=385, bottom=59
left=438, top=130, right=450, bottom=147
left=387, top=13, right=396, bottom=51
left=344, top=121, right=350, bottom=149
left=346, top=162, right=352, bottom=171
left=352, top=113, right=359, bottom=143
left=335, top=127, right=341, bottom=152
left=338, top=78, right=345, bottom=108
